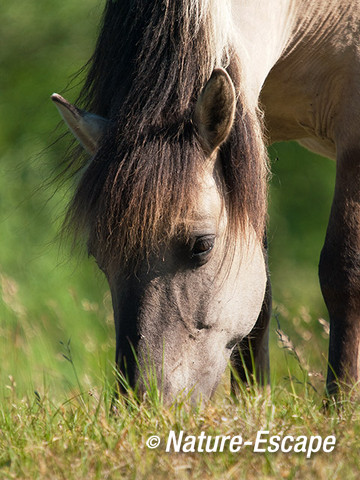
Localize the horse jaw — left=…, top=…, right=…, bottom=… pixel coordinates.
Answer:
left=51, top=93, right=109, bottom=154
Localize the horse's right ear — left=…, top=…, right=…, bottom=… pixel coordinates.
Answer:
left=51, top=94, right=109, bottom=155
left=194, top=68, right=236, bottom=154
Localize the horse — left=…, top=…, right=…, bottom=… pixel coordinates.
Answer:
left=52, top=0, right=360, bottom=402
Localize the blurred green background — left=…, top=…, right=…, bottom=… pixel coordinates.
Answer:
left=0, top=1, right=336, bottom=398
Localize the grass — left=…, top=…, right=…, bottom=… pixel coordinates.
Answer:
left=1, top=342, right=360, bottom=480
left=1, top=298, right=360, bottom=480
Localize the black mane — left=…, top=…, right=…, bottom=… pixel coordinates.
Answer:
left=65, top=0, right=268, bottom=267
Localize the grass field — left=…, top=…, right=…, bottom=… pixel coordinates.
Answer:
left=1, top=1, right=358, bottom=479
left=1, top=356, right=360, bottom=479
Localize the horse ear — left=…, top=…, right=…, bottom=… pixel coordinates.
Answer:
left=51, top=94, right=109, bottom=154
left=194, top=68, right=236, bottom=153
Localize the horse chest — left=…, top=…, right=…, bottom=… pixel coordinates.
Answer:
left=259, top=47, right=358, bottom=159
left=256, top=1, right=360, bottom=157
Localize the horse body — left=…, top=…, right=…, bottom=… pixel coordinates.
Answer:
left=259, top=1, right=359, bottom=158
left=53, top=0, right=360, bottom=400
left=233, top=0, right=359, bottom=153
left=234, top=0, right=360, bottom=392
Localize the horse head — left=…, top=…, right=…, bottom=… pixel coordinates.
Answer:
left=52, top=68, right=267, bottom=402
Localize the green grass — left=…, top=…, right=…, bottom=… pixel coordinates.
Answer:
left=1, top=347, right=360, bottom=480
left=1, top=283, right=358, bottom=479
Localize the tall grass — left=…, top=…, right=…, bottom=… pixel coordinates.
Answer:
left=1, top=334, right=360, bottom=480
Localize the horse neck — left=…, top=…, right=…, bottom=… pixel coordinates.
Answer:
left=231, top=0, right=352, bottom=106
left=230, top=0, right=296, bottom=105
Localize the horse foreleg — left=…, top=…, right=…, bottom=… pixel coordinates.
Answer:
left=231, top=275, right=271, bottom=392
left=319, top=147, right=360, bottom=395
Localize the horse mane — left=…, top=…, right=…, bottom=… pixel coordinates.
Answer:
left=65, top=0, right=268, bottom=268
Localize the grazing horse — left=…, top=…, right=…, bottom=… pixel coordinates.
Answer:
left=52, top=0, right=360, bottom=401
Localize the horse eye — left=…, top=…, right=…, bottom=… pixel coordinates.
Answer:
left=191, top=235, right=215, bottom=258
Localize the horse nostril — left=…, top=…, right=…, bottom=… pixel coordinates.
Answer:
left=196, top=321, right=212, bottom=330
